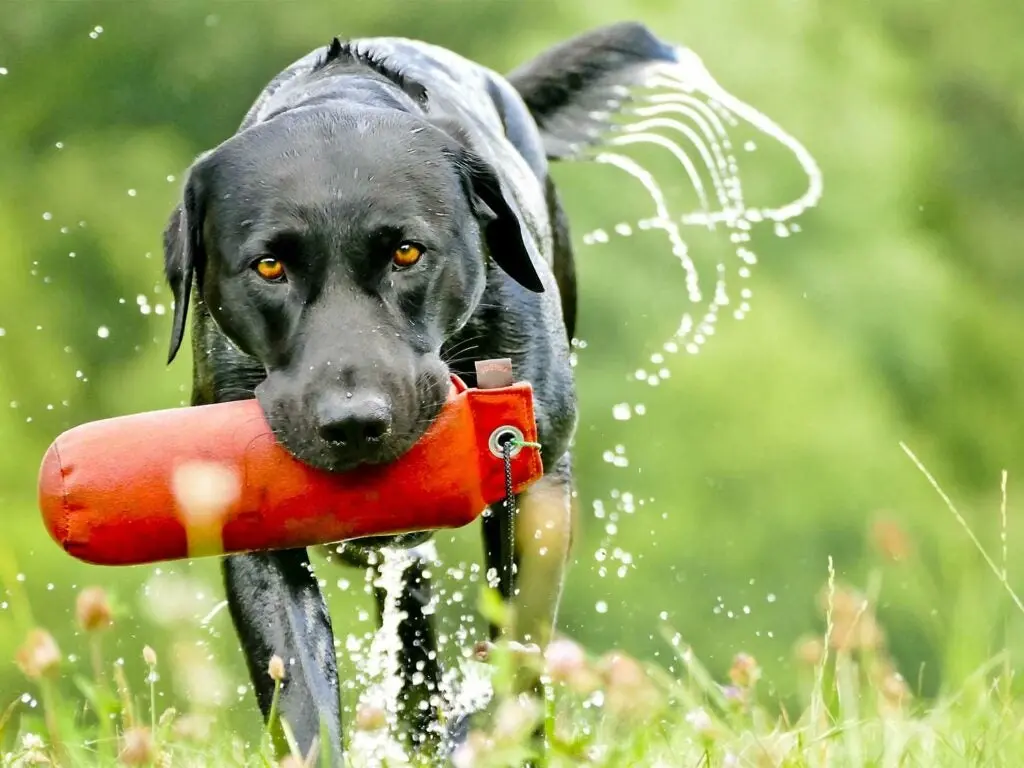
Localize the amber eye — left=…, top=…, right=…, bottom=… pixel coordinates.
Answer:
left=392, top=242, right=424, bottom=269
left=254, top=257, right=285, bottom=282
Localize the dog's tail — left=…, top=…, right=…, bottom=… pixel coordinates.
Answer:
left=506, top=22, right=682, bottom=161
left=507, top=21, right=822, bottom=225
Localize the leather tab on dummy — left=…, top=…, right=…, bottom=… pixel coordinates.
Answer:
left=475, top=358, right=514, bottom=389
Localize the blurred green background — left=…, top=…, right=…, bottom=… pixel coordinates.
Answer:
left=2, top=0, right=1022, bottom=743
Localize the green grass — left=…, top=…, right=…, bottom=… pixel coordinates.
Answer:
left=2, top=457, right=1022, bottom=767
left=3, top=579, right=1022, bottom=767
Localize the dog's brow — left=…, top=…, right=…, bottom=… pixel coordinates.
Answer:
left=365, top=224, right=405, bottom=249
left=238, top=226, right=307, bottom=265
left=264, top=230, right=306, bottom=259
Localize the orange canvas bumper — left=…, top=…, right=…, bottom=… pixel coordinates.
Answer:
left=38, top=369, right=541, bottom=566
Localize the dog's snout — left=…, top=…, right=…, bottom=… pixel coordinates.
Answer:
left=316, top=391, right=393, bottom=447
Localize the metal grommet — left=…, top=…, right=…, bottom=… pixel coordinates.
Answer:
left=488, top=425, right=524, bottom=458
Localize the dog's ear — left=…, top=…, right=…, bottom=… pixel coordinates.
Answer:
left=164, top=154, right=210, bottom=364
left=432, top=118, right=545, bottom=293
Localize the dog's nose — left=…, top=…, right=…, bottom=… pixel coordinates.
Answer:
left=316, top=391, right=393, bottom=446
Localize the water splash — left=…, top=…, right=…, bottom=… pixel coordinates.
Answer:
left=571, top=46, right=822, bottom=616
left=348, top=547, right=416, bottom=765
left=578, top=46, right=822, bottom=371
left=339, top=542, right=504, bottom=766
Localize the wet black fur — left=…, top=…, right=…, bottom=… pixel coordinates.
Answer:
left=162, top=21, right=679, bottom=765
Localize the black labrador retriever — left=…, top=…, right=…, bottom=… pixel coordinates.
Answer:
left=163, top=21, right=681, bottom=762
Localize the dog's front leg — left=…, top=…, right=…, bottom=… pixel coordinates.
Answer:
left=368, top=544, right=442, bottom=744
left=223, top=548, right=343, bottom=765
left=482, top=452, right=575, bottom=675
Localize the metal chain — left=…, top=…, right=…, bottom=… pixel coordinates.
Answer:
left=502, top=438, right=516, bottom=594
left=499, top=435, right=541, bottom=598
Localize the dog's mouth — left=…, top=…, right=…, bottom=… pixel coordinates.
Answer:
left=255, top=370, right=451, bottom=475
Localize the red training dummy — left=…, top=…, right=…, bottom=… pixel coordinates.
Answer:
left=38, top=359, right=541, bottom=566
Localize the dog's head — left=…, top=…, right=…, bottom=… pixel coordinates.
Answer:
left=163, top=104, right=544, bottom=472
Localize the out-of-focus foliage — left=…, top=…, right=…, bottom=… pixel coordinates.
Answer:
left=1, top=0, right=1022, bottom=743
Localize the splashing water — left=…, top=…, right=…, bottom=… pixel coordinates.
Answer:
left=348, top=547, right=417, bottom=765
left=571, top=48, right=822, bottom=610
left=579, top=47, right=822, bottom=370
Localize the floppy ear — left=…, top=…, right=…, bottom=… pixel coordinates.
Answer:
left=432, top=118, right=545, bottom=293
left=164, top=158, right=209, bottom=364
left=460, top=151, right=545, bottom=293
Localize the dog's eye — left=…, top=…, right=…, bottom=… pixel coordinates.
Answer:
left=254, top=257, right=286, bottom=282
left=392, top=242, right=424, bottom=269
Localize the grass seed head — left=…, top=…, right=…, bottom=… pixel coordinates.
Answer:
left=171, top=461, right=241, bottom=520
left=544, top=637, right=600, bottom=694
left=871, top=517, right=913, bottom=562
left=492, top=693, right=542, bottom=744
left=728, top=652, right=762, bottom=689
left=76, top=586, right=113, bottom=632
left=268, top=654, right=286, bottom=682
left=172, top=714, right=212, bottom=743
left=118, top=727, right=154, bottom=766
left=451, top=730, right=492, bottom=768
left=599, top=651, right=661, bottom=719
left=794, top=635, right=825, bottom=667
left=354, top=704, right=387, bottom=732
left=15, top=628, right=61, bottom=680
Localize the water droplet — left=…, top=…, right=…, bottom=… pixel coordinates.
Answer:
left=97, top=326, right=110, bottom=338
left=743, top=140, right=757, bottom=151
left=55, top=141, right=64, bottom=149
left=767, top=593, right=777, bottom=603
left=42, top=212, right=52, bottom=221
left=595, top=600, right=608, bottom=614
left=611, top=403, right=631, bottom=421
left=0, top=67, right=8, bottom=76
left=127, top=188, right=137, bottom=197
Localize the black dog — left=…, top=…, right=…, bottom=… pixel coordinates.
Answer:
left=163, top=21, right=681, bottom=763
